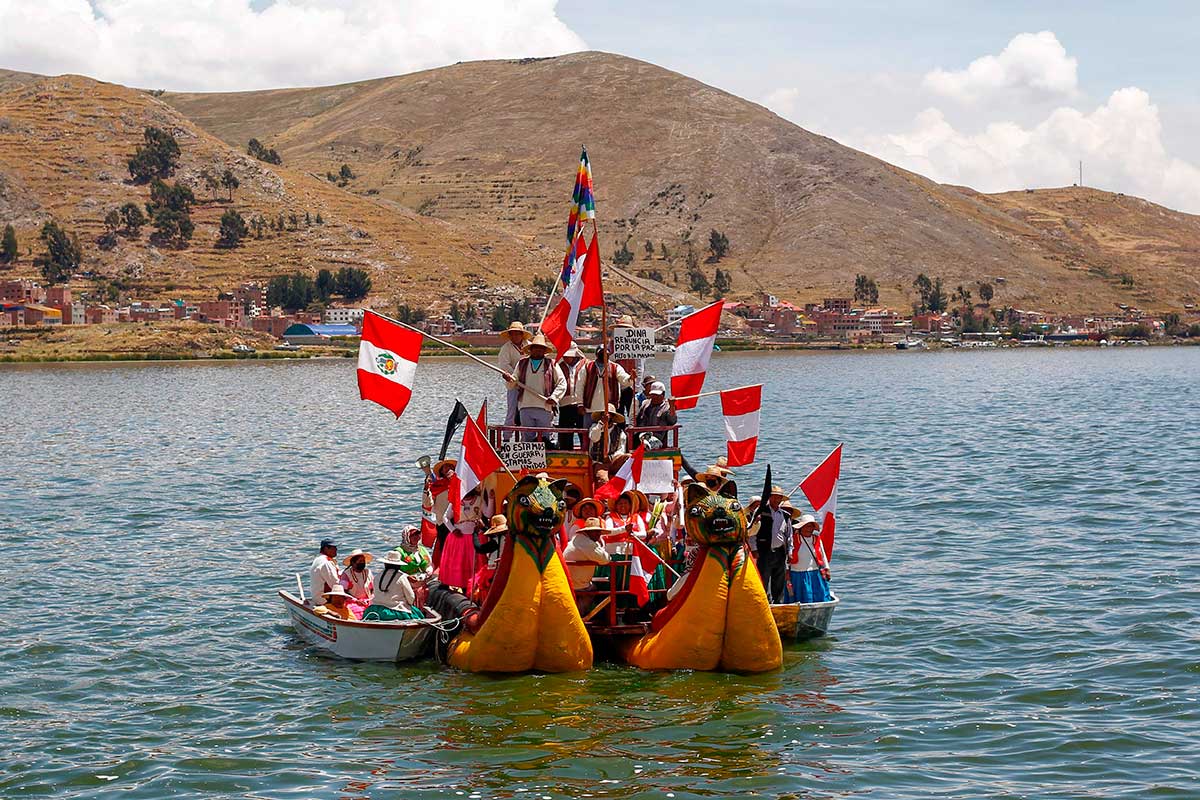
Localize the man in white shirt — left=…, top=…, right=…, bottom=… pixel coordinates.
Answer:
left=563, top=517, right=612, bottom=591
left=309, top=538, right=341, bottom=604
left=497, top=321, right=529, bottom=441
left=512, top=333, right=567, bottom=443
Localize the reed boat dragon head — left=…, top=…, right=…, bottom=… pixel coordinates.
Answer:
left=685, top=480, right=747, bottom=548
left=505, top=476, right=577, bottom=571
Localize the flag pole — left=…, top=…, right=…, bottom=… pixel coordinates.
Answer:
left=468, top=414, right=518, bottom=482
left=367, top=310, right=550, bottom=402
left=672, top=383, right=761, bottom=405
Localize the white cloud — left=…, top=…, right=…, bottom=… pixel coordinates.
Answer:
left=0, top=0, right=587, bottom=91
left=923, top=31, right=1078, bottom=104
left=860, top=87, right=1200, bottom=214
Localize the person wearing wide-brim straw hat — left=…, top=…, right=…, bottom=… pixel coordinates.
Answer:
left=361, top=550, right=425, bottom=621
left=556, top=342, right=588, bottom=450
left=696, top=463, right=736, bottom=491
left=563, top=516, right=612, bottom=591
left=498, top=322, right=531, bottom=442
left=605, top=488, right=649, bottom=543
left=314, top=584, right=357, bottom=620
left=470, top=514, right=509, bottom=603
left=786, top=512, right=831, bottom=604
left=512, top=331, right=567, bottom=444
left=589, top=404, right=629, bottom=463
left=339, top=549, right=376, bottom=609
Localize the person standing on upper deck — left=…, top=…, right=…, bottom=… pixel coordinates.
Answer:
left=612, top=314, right=639, bottom=415
left=555, top=343, right=588, bottom=450
left=581, top=345, right=632, bottom=418
left=634, top=381, right=677, bottom=445
left=512, top=333, right=567, bottom=443
left=497, top=321, right=530, bottom=441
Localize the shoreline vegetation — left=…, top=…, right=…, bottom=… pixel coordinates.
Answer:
left=2, top=335, right=1196, bottom=365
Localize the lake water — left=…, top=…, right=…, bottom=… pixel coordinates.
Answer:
left=2, top=348, right=1198, bottom=799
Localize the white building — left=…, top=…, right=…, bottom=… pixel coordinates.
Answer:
left=324, top=307, right=366, bottom=326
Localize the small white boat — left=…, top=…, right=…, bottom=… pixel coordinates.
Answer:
left=279, top=590, right=441, bottom=661
left=770, top=594, right=840, bottom=641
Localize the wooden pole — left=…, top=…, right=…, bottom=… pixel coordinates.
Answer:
left=366, top=310, right=549, bottom=402
left=671, top=383, right=761, bottom=405
left=596, top=213, right=611, bottom=462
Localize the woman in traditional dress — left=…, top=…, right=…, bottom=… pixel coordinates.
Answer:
left=788, top=512, right=832, bottom=603
left=470, top=514, right=508, bottom=604
left=339, top=548, right=375, bottom=618
left=438, top=489, right=482, bottom=593
left=362, top=550, right=425, bottom=621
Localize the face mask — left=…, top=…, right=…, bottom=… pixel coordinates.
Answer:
left=352, top=561, right=365, bottom=571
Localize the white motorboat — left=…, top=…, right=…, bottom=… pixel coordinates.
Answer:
left=770, top=594, right=840, bottom=640
left=279, top=590, right=442, bottom=661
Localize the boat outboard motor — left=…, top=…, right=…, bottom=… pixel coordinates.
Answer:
left=424, top=579, right=481, bottom=662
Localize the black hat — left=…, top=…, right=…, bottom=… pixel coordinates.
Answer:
left=319, top=538, right=338, bottom=550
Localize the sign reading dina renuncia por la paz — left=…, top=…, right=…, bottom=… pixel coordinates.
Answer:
left=612, top=327, right=657, bottom=360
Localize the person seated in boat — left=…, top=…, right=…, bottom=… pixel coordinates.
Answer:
left=339, top=548, right=375, bottom=617
left=471, top=514, right=508, bottom=604
left=308, top=538, right=341, bottom=606
left=634, top=381, right=677, bottom=445
left=439, top=488, right=483, bottom=594
left=589, top=404, right=629, bottom=462
left=604, top=489, right=649, bottom=544
left=362, top=550, right=426, bottom=621
left=788, top=513, right=832, bottom=604
left=397, top=524, right=434, bottom=578
left=567, top=497, right=604, bottom=544
left=314, top=584, right=358, bottom=620
left=592, top=467, right=610, bottom=496
left=563, top=516, right=612, bottom=591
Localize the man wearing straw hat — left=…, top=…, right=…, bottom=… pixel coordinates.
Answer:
left=757, top=485, right=793, bottom=603
left=563, top=516, right=612, bottom=591
left=497, top=321, right=530, bottom=441
left=555, top=343, right=589, bottom=450
left=512, top=333, right=567, bottom=443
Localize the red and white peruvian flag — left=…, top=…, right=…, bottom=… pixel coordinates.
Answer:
left=601, top=530, right=661, bottom=606
left=721, top=384, right=761, bottom=467
left=670, top=300, right=723, bottom=410
left=357, top=311, right=422, bottom=418
left=451, top=403, right=502, bottom=521
left=799, top=443, right=842, bottom=559
left=594, top=443, right=645, bottom=503
left=541, top=233, right=603, bottom=354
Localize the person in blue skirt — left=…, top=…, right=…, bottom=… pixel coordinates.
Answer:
left=787, top=511, right=832, bottom=603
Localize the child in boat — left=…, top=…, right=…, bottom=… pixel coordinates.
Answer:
left=339, top=548, right=375, bottom=617
left=788, top=513, right=832, bottom=603
left=470, top=514, right=508, bottom=604
left=314, top=585, right=358, bottom=620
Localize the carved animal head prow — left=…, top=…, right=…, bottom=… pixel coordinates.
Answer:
left=684, top=480, right=746, bottom=547
left=506, top=476, right=577, bottom=545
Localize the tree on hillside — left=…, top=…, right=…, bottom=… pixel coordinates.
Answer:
left=36, top=221, right=81, bottom=284
left=99, top=209, right=122, bottom=250
left=913, top=273, right=948, bottom=313
left=490, top=304, right=509, bottom=332
left=247, top=138, right=283, bottom=165
left=200, top=168, right=221, bottom=201
left=128, top=126, right=181, bottom=183
left=688, top=264, right=711, bottom=298
left=335, top=267, right=371, bottom=301
left=713, top=268, right=732, bottom=297
left=267, top=273, right=316, bottom=311
left=612, top=240, right=634, bottom=267
left=978, top=282, right=994, bottom=304
left=953, top=284, right=973, bottom=307
left=707, top=229, right=729, bottom=262
left=396, top=304, right=427, bottom=325
left=338, top=164, right=356, bottom=183
left=316, top=268, right=335, bottom=302
left=1164, top=312, right=1183, bottom=336
left=1, top=224, right=18, bottom=266
left=854, top=274, right=879, bottom=304
left=644, top=240, right=654, bottom=259
left=146, top=179, right=195, bottom=248
left=216, top=209, right=249, bottom=248
left=119, top=203, right=147, bottom=237
left=660, top=243, right=670, bottom=261
left=221, top=169, right=239, bottom=201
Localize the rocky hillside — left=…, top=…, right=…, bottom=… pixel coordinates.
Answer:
left=163, top=51, right=1200, bottom=312
left=0, top=74, right=550, bottom=305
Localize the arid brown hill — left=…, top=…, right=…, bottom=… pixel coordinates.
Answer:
left=163, top=51, right=1200, bottom=312
left=0, top=74, right=549, bottom=305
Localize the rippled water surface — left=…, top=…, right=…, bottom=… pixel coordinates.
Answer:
left=2, top=348, right=1198, bottom=799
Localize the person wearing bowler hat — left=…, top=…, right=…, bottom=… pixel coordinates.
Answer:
left=314, top=584, right=357, bottom=620
left=497, top=321, right=531, bottom=441
left=555, top=343, right=589, bottom=450
left=512, top=332, right=567, bottom=443
left=309, top=538, right=341, bottom=606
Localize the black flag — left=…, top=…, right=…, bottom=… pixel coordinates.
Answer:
left=439, top=400, right=469, bottom=461
left=756, top=463, right=773, bottom=554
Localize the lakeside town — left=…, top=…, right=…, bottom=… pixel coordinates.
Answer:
left=4, top=274, right=1200, bottom=359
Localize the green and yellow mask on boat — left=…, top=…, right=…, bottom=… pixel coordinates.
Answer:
left=506, top=475, right=571, bottom=571
left=684, top=480, right=747, bottom=548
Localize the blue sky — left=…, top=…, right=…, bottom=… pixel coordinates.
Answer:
left=2, top=0, right=1197, bottom=210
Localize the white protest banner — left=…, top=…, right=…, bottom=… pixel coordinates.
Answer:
left=500, top=440, right=547, bottom=471
left=612, top=327, right=657, bottom=360
left=638, top=457, right=675, bottom=494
